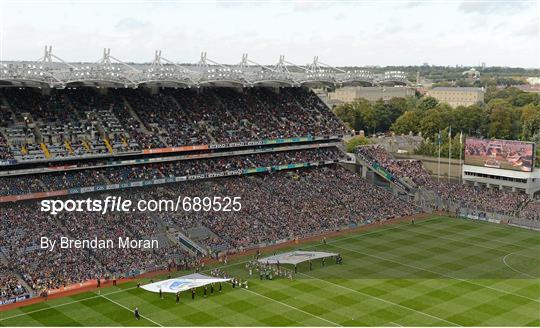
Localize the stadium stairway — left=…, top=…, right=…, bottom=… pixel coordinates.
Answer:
left=141, top=209, right=198, bottom=254
left=164, top=229, right=197, bottom=254
left=0, top=250, right=9, bottom=266
left=168, top=94, right=217, bottom=144
left=174, top=230, right=208, bottom=255
left=39, top=143, right=51, bottom=159
left=122, top=97, right=150, bottom=133
left=103, top=138, right=114, bottom=154
left=64, top=140, right=75, bottom=156
left=81, top=139, right=91, bottom=152
left=355, top=153, right=413, bottom=194
left=0, top=250, right=32, bottom=294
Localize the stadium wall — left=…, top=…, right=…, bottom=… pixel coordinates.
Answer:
left=393, top=154, right=462, bottom=179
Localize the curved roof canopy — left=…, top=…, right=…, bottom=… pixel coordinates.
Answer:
left=0, top=46, right=411, bottom=89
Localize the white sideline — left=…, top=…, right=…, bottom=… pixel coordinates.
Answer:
left=99, top=293, right=164, bottom=327
left=0, top=217, right=440, bottom=323
left=0, top=220, right=416, bottom=322
left=240, top=288, right=342, bottom=327
left=328, top=243, right=540, bottom=303
left=0, top=287, right=137, bottom=322
left=389, top=223, right=540, bottom=256
left=298, top=271, right=461, bottom=326
left=200, top=217, right=439, bottom=272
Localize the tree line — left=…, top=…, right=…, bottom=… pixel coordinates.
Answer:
left=334, top=87, right=540, bottom=165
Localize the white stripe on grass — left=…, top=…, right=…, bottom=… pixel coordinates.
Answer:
left=327, top=243, right=540, bottom=303
left=0, top=217, right=438, bottom=324
left=99, top=293, right=164, bottom=327
left=209, top=216, right=442, bottom=272
left=240, top=287, right=342, bottom=326
left=389, top=223, right=540, bottom=257
left=297, top=271, right=462, bottom=327
left=502, top=252, right=538, bottom=279
left=0, top=287, right=137, bottom=322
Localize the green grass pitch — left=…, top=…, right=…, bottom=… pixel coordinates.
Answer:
left=1, top=216, right=539, bottom=326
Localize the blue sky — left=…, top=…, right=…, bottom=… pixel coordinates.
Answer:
left=0, top=0, right=538, bottom=67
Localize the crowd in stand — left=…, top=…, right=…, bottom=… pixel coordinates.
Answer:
left=520, top=200, right=540, bottom=221
left=0, top=263, right=27, bottom=301
left=0, top=163, right=419, bottom=300
left=0, top=134, right=11, bottom=160
left=0, top=147, right=341, bottom=196
left=6, top=85, right=536, bottom=306
left=157, top=165, right=419, bottom=252
left=357, top=145, right=529, bottom=217
left=0, top=87, right=348, bottom=162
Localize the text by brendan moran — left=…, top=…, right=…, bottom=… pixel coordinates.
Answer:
left=40, top=236, right=158, bottom=251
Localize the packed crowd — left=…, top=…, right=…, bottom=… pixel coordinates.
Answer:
left=0, top=147, right=341, bottom=196
left=357, top=145, right=529, bottom=216
left=0, top=87, right=348, bottom=162
left=0, top=163, right=420, bottom=300
left=519, top=200, right=540, bottom=221
left=0, top=263, right=27, bottom=301
left=0, top=134, right=11, bottom=160
left=157, top=165, right=419, bottom=252
left=0, top=190, right=187, bottom=294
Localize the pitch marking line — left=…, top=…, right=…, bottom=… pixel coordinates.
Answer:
left=502, top=252, right=538, bottom=279
left=0, top=218, right=402, bottom=321
left=240, top=287, right=342, bottom=327
left=390, top=223, right=540, bottom=256
left=0, top=217, right=439, bottom=323
left=298, top=272, right=461, bottom=327
left=328, top=243, right=540, bottom=303
left=389, top=321, right=403, bottom=326
left=203, top=217, right=441, bottom=273
left=99, top=293, right=164, bottom=327
left=0, top=287, right=138, bottom=322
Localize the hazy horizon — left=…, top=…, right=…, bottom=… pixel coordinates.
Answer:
left=0, top=0, right=538, bottom=68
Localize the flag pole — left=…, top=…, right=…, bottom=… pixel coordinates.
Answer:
left=437, top=131, right=441, bottom=183
left=448, top=127, right=452, bottom=183
left=459, top=131, right=463, bottom=184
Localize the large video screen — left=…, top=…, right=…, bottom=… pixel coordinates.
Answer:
left=464, top=138, right=535, bottom=172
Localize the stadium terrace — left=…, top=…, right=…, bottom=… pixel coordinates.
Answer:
left=0, top=48, right=538, bottom=325
left=0, top=46, right=410, bottom=89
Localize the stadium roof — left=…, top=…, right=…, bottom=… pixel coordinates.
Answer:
left=0, top=46, right=411, bottom=89
left=258, top=251, right=339, bottom=265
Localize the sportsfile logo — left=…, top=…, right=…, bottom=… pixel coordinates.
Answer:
left=40, top=196, right=242, bottom=215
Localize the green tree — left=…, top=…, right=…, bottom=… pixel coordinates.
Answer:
left=419, top=104, right=452, bottom=139
left=391, top=111, right=420, bottom=135
left=362, top=104, right=379, bottom=135
left=333, top=99, right=371, bottom=132
left=451, top=105, right=489, bottom=136
left=345, top=135, right=372, bottom=152
left=417, top=96, right=439, bottom=112
left=488, top=100, right=513, bottom=139
left=521, top=104, right=540, bottom=140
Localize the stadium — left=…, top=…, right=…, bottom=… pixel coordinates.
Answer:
left=0, top=47, right=538, bottom=327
